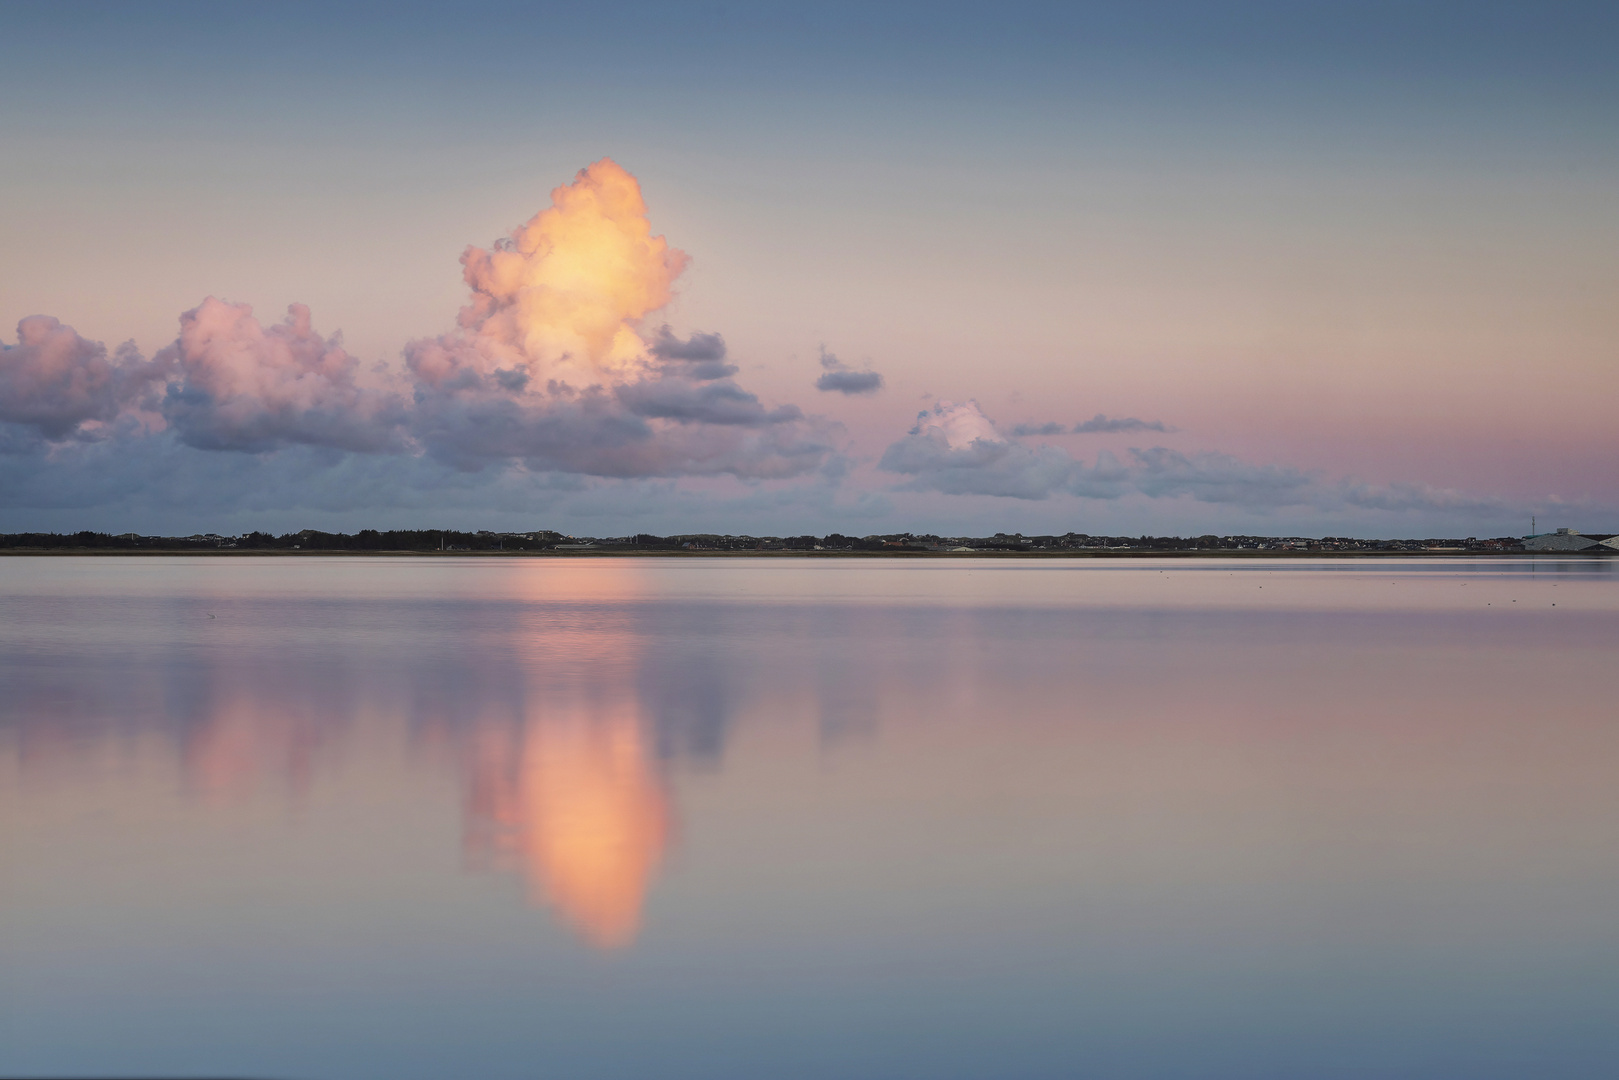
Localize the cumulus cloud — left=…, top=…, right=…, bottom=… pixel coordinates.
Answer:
left=402, top=159, right=828, bottom=478
left=1072, top=413, right=1172, bottom=433
left=157, top=299, right=407, bottom=453
left=0, top=316, right=167, bottom=439
left=879, top=400, right=1074, bottom=499
left=880, top=401, right=1316, bottom=507
left=875, top=403, right=1533, bottom=521
left=3, top=156, right=1536, bottom=534
left=815, top=348, right=884, bottom=395
left=404, top=373, right=827, bottom=480
left=426, top=158, right=690, bottom=387
left=3, top=158, right=829, bottom=485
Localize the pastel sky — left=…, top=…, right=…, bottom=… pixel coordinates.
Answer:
left=2, top=1, right=1616, bottom=538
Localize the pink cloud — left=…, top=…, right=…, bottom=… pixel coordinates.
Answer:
left=0, top=316, right=165, bottom=439
left=157, top=298, right=406, bottom=453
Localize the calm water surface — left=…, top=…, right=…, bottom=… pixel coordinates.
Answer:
left=2, top=556, right=1616, bottom=1079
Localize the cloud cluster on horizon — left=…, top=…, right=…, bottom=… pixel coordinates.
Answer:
left=880, top=399, right=1512, bottom=516
left=1, top=160, right=832, bottom=484
left=0, top=159, right=1552, bottom=534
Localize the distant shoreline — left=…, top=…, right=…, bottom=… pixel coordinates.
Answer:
left=0, top=548, right=1607, bottom=559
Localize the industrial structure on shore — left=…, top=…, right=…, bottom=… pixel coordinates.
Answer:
left=1521, top=528, right=1618, bottom=552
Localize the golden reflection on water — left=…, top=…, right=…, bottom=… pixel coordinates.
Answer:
left=463, top=704, right=670, bottom=949
left=0, top=557, right=680, bottom=951
left=460, top=557, right=672, bottom=948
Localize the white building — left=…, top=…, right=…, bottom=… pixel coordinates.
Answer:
left=1523, top=528, right=1600, bottom=552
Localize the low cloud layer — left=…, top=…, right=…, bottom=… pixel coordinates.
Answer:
left=2, top=159, right=830, bottom=485
left=880, top=400, right=1506, bottom=517
left=815, top=349, right=884, bottom=395
left=1009, top=421, right=1067, bottom=437
left=1073, top=413, right=1171, bottom=434
left=1009, top=414, right=1172, bottom=436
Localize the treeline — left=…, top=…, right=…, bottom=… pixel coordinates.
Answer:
left=0, top=530, right=565, bottom=551
left=0, top=531, right=177, bottom=550
left=0, top=530, right=1526, bottom=553
left=231, top=530, right=567, bottom=552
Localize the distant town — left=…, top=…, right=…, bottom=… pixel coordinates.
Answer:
left=2, top=528, right=1615, bottom=555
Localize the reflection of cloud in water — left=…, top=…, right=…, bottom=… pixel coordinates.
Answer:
left=0, top=622, right=679, bottom=950
left=640, top=652, right=735, bottom=765
left=461, top=562, right=673, bottom=947
left=0, top=559, right=759, bottom=950
left=462, top=703, right=670, bottom=949
left=181, top=696, right=324, bottom=802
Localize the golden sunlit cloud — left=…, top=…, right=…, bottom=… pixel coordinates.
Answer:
left=5, top=157, right=829, bottom=480
left=463, top=159, right=689, bottom=379
left=412, top=158, right=691, bottom=391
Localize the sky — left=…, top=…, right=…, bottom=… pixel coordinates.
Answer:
left=2, top=0, right=1616, bottom=538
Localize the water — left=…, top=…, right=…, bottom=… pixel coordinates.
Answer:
left=2, top=556, right=1616, bottom=1079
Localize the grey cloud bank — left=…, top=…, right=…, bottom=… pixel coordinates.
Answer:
left=0, top=312, right=1581, bottom=541
left=1073, top=414, right=1172, bottom=434
left=1009, top=422, right=1068, bottom=437
left=1010, top=415, right=1174, bottom=437
left=2, top=294, right=830, bottom=480
left=876, top=399, right=1534, bottom=524
left=648, top=327, right=738, bottom=381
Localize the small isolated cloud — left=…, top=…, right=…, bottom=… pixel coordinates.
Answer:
left=817, top=369, right=884, bottom=395
left=1010, top=421, right=1068, bottom=437
left=1072, top=413, right=1172, bottom=434
left=815, top=348, right=884, bottom=395
left=648, top=326, right=737, bottom=381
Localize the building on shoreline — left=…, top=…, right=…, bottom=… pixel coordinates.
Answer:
left=1522, top=528, right=1604, bottom=552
